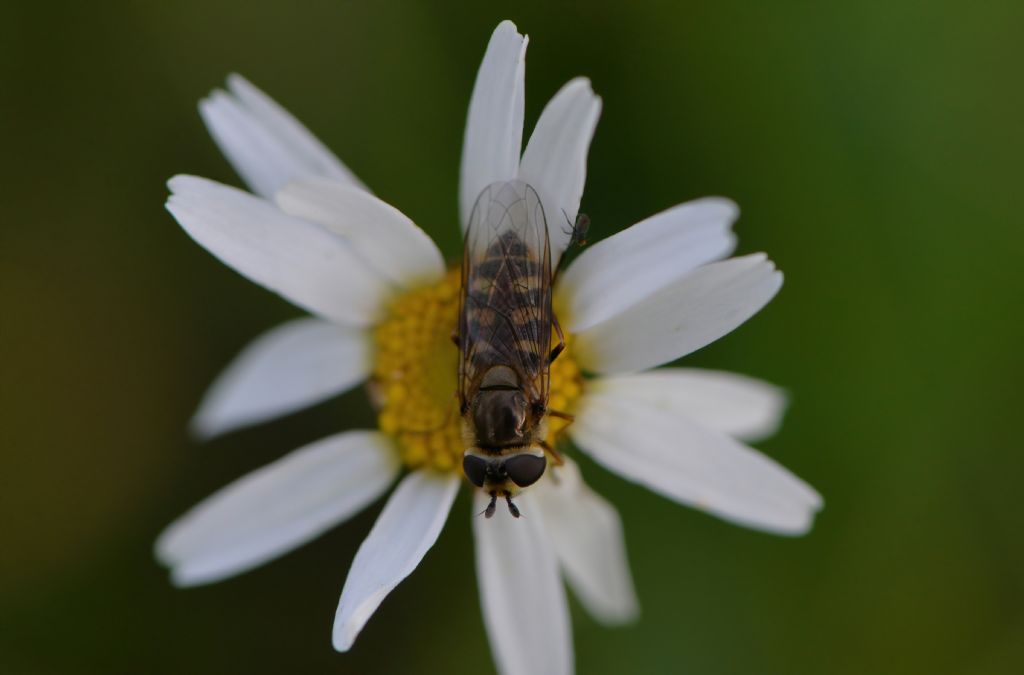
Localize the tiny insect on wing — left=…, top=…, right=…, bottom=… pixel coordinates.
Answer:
left=560, top=209, right=591, bottom=248
left=571, top=213, right=591, bottom=247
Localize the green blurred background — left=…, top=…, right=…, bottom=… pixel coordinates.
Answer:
left=3, top=1, right=1022, bottom=673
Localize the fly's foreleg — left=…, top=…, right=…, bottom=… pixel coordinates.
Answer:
left=547, top=409, right=575, bottom=423
left=539, top=439, right=565, bottom=467
left=546, top=408, right=576, bottom=450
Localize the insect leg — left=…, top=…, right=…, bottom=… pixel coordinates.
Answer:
left=547, top=409, right=575, bottom=422
left=549, top=314, right=566, bottom=364
left=547, top=409, right=576, bottom=447
left=539, top=439, right=565, bottom=467
left=559, top=208, right=574, bottom=238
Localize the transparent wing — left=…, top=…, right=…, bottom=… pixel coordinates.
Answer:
left=459, top=180, right=553, bottom=410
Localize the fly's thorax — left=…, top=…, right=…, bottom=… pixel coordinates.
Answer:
left=472, top=388, right=528, bottom=447
left=461, top=403, right=550, bottom=453
left=464, top=365, right=552, bottom=447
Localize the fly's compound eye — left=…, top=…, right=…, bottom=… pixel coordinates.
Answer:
left=462, top=454, right=488, bottom=487
left=504, top=453, right=547, bottom=488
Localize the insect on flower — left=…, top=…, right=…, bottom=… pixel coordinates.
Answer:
left=156, top=19, right=823, bottom=675
left=568, top=212, right=591, bottom=247
left=458, top=180, right=569, bottom=518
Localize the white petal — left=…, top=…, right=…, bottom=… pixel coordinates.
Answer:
left=460, top=20, right=528, bottom=228
left=190, top=317, right=372, bottom=439
left=200, top=74, right=367, bottom=200
left=156, top=431, right=399, bottom=586
left=571, top=392, right=822, bottom=535
left=333, top=470, right=459, bottom=651
left=276, top=178, right=444, bottom=289
left=572, top=253, right=783, bottom=374
left=533, top=458, right=639, bottom=625
left=166, top=175, right=389, bottom=326
left=556, top=198, right=738, bottom=332
left=590, top=369, right=787, bottom=442
left=518, top=78, right=602, bottom=262
left=474, top=492, right=572, bottom=675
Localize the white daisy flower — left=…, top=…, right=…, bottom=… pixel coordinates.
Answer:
left=157, top=20, right=822, bottom=675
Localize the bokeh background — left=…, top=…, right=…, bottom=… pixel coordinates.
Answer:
left=3, top=1, right=1023, bottom=673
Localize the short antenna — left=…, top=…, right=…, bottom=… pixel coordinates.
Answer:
left=505, top=494, right=521, bottom=518
left=483, top=492, right=498, bottom=519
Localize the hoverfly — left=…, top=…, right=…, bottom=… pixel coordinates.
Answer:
left=458, top=180, right=566, bottom=518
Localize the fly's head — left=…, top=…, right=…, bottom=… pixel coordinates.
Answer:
left=461, top=446, right=548, bottom=518
left=461, top=388, right=549, bottom=518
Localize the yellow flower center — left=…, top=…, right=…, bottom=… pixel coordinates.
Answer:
left=371, top=268, right=583, bottom=473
